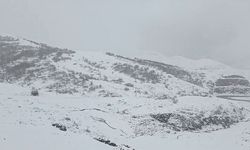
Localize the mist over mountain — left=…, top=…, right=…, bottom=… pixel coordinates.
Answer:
left=1, top=0, right=250, bottom=69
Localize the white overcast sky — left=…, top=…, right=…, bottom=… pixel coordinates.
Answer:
left=0, top=0, right=250, bottom=69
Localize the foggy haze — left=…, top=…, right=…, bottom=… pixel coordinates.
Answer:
left=0, top=0, right=250, bottom=69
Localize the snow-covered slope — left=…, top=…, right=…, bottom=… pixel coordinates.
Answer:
left=0, top=35, right=210, bottom=99
left=135, top=52, right=229, bottom=70
left=1, top=35, right=250, bottom=150
left=0, top=83, right=250, bottom=150
left=2, top=35, right=249, bottom=99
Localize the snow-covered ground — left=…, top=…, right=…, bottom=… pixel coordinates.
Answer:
left=1, top=35, right=250, bottom=150
left=1, top=83, right=250, bottom=150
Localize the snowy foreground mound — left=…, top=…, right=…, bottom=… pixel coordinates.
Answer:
left=1, top=83, right=250, bottom=150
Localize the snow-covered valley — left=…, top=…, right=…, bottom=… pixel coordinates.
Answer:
left=1, top=35, right=250, bottom=149
left=1, top=83, right=250, bottom=150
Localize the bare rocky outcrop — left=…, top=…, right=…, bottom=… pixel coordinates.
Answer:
left=214, top=75, right=250, bottom=95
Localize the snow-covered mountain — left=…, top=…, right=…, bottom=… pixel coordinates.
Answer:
left=1, top=35, right=249, bottom=98
left=1, top=35, right=250, bottom=150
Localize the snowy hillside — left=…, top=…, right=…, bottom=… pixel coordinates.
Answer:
left=1, top=83, right=250, bottom=150
left=1, top=35, right=249, bottom=98
left=1, top=35, right=250, bottom=150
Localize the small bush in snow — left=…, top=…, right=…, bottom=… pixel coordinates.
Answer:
left=31, top=88, right=39, bottom=96
left=172, top=96, right=178, bottom=104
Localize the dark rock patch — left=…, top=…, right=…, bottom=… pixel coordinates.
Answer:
left=94, top=138, right=117, bottom=147
left=151, top=110, right=244, bottom=131
left=52, top=123, right=67, bottom=131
